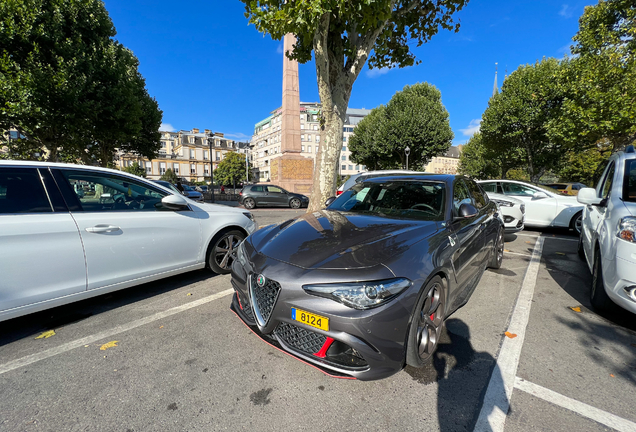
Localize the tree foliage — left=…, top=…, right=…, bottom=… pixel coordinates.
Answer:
left=557, top=139, right=612, bottom=186
left=458, top=133, right=502, bottom=179
left=0, top=0, right=162, bottom=166
left=214, top=152, right=249, bottom=186
left=480, top=58, right=566, bottom=182
left=122, top=162, right=146, bottom=178
left=551, top=0, right=636, bottom=151
left=349, top=82, right=453, bottom=170
left=240, top=0, right=468, bottom=212
left=160, top=168, right=179, bottom=183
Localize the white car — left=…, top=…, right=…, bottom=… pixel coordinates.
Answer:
left=577, top=146, right=636, bottom=314
left=0, top=161, right=257, bottom=322
left=486, top=192, right=525, bottom=233
left=478, top=179, right=584, bottom=233
left=337, top=170, right=421, bottom=195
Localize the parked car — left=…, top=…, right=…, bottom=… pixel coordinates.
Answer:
left=239, top=184, right=309, bottom=209
left=337, top=170, right=421, bottom=195
left=577, top=145, right=636, bottom=314
left=478, top=179, right=584, bottom=234
left=196, top=185, right=209, bottom=193
left=181, top=184, right=204, bottom=202
left=230, top=174, right=504, bottom=380
left=544, top=182, right=587, bottom=196
left=0, top=161, right=257, bottom=322
left=486, top=192, right=525, bottom=233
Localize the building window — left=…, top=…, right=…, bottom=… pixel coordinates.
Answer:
left=203, top=150, right=209, bottom=160
left=190, top=164, right=196, bottom=174
left=313, top=124, right=318, bottom=130
left=160, top=162, right=166, bottom=175
left=342, top=146, right=347, bottom=151
left=204, top=166, right=209, bottom=175
left=342, top=155, right=346, bottom=161
left=343, top=136, right=347, bottom=142
left=312, top=114, right=317, bottom=121
left=316, top=135, right=320, bottom=143
left=173, top=163, right=179, bottom=174
left=301, top=124, right=305, bottom=130
left=161, top=141, right=166, bottom=148
left=190, top=149, right=195, bottom=159
left=349, top=165, right=353, bottom=171
left=301, top=134, right=305, bottom=141
left=145, top=162, right=151, bottom=174
left=301, top=145, right=305, bottom=152
left=307, top=145, right=311, bottom=153
left=189, top=137, right=194, bottom=144
left=341, top=164, right=346, bottom=171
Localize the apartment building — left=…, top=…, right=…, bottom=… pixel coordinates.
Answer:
left=251, top=103, right=371, bottom=181
left=117, top=128, right=250, bottom=183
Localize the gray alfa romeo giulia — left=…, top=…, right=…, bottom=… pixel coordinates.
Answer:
left=230, top=174, right=504, bottom=380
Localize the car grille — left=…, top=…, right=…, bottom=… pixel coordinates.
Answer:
left=274, top=322, right=327, bottom=355
left=250, top=275, right=281, bottom=325
left=242, top=298, right=255, bottom=322
left=520, top=204, right=525, bottom=214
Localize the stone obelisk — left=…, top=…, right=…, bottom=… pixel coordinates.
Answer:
left=270, top=33, right=313, bottom=194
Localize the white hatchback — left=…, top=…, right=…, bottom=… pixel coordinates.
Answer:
left=577, top=146, right=636, bottom=314
left=0, top=161, right=257, bottom=322
left=478, top=179, right=584, bottom=234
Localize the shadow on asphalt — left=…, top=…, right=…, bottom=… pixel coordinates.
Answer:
left=0, top=270, right=216, bottom=348
left=404, top=318, right=504, bottom=431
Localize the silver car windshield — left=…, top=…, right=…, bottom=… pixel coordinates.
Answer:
left=329, top=181, right=446, bottom=221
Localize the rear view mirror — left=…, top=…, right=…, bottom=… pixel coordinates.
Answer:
left=577, top=187, right=603, bottom=206
left=457, top=203, right=478, bottom=218
left=533, top=191, right=548, bottom=199
left=325, top=196, right=336, bottom=207
left=162, top=194, right=189, bottom=210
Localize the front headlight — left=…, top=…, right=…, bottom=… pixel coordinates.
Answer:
left=493, top=199, right=514, bottom=207
left=303, top=278, right=412, bottom=310
left=617, top=217, right=636, bottom=242
left=243, top=212, right=256, bottom=223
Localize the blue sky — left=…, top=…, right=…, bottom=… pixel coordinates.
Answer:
left=102, top=0, right=595, bottom=145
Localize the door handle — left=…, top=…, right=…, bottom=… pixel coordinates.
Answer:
left=86, top=225, right=120, bottom=233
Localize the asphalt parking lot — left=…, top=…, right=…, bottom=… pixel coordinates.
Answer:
left=1, top=208, right=635, bottom=432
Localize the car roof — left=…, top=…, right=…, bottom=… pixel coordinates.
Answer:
left=0, top=160, right=151, bottom=181
left=360, top=173, right=459, bottom=183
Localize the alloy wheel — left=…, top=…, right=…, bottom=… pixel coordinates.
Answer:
left=244, top=198, right=255, bottom=209
left=290, top=198, right=301, bottom=209
left=416, top=282, right=445, bottom=361
left=214, top=233, right=241, bottom=270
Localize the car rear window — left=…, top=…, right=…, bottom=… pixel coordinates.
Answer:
left=0, top=168, right=52, bottom=213
left=328, top=180, right=446, bottom=221
left=624, top=159, right=636, bottom=202
left=547, top=184, right=568, bottom=190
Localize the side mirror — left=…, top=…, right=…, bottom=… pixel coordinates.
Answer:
left=162, top=194, right=189, bottom=210
left=325, top=196, right=336, bottom=207
left=457, top=203, right=478, bottom=218
left=577, top=187, right=603, bottom=206
left=533, top=191, right=548, bottom=199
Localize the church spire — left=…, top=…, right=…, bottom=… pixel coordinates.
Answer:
left=492, top=62, right=498, bottom=97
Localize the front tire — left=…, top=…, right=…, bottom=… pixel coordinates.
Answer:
left=488, top=227, right=504, bottom=269
left=289, top=198, right=301, bottom=209
left=590, top=247, right=613, bottom=310
left=207, top=230, right=245, bottom=274
left=406, top=276, right=446, bottom=367
left=570, top=211, right=583, bottom=235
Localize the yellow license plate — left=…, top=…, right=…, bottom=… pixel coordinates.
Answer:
left=291, top=308, right=329, bottom=331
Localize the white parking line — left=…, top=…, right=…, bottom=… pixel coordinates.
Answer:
left=515, top=377, right=636, bottom=432
left=474, top=236, right=544, bottom=432
left=0, top=289, right=233, bottom=376
left=517, top=233, right=578, bottom=242
left=504, top=251, right=533, bottom=258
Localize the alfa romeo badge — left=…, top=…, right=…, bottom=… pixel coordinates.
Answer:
left=257, top=274, right=266, bottom=287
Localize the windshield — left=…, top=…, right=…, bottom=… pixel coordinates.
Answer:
left=328, top=180, right=446, bottom=221
left=624, top=159, right=636, bottom=202
left=154, top=181, right=180, bottom=194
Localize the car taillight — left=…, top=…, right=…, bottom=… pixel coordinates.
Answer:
left=337, top=191, right=343, bottom=195
left=239, top=192, right=242, bottom=196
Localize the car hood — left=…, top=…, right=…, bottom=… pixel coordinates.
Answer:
left=192, top=202, right=247, bottom=215
left=248, top=210, right=438, bottom=270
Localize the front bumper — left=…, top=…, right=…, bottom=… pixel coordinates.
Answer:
left=604, top=240, right=636, bottom=314
left=230, top=252, right=416, bottom=381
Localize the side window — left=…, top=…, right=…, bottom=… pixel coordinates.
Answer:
left=599, top=162, right=615, bottom=199
left=453, top=180, right=472, bottom=214
left=251, top=186, right=263, bottom=192
left=60, top=170, right=167, bottom=212
left=267, top=186, right=283, bottom=193
left=465, top=179, right=487, bottom=209
left=502, top=183, right=536, bottom=196
left=0, top=168, right=52, bottom=214
left=480, top=182, right=497, bottom=193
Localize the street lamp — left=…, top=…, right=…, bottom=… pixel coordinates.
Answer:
left=405, top=146, right=411, bottom=170
left=208, top=134, right=215, bottom=203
